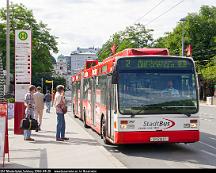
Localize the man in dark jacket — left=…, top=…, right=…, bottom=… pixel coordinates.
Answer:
left=44, top=90, right=52, bottom=113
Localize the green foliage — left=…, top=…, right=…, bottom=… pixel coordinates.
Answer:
left=0, top=3, right=58, bottom=78
left=200, top=56, right=216, bottom=82
left=52, top=76, right=66, bottom=89
left=155, top=5, right=216, bottom=83
left=7, top=97, right=15, bottom=103
left=98, top=23, right=154, bottom=61
left=32, top=73, right=66, bottom=93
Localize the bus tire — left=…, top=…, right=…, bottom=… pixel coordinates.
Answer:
left=101, top=116, right=110, bottom=144
left=83, top=110, right=89, bottom=128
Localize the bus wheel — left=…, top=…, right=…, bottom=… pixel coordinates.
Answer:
left=101, top=117, right=110, bottom=144
left=83, top=111, right=89, bottom=128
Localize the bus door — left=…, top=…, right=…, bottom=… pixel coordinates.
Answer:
left=80, top=79, right=84, bottom=119
left=72, top=83, right=78, bottom=115
left=75, top=83, right=79, bottom=115
left=91, top=77, right=96, bottom=126
left=107, top=76, right=115, bottom=139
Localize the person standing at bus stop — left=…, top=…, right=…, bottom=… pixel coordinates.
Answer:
left=44, top=90, right=52, bottom=113
left=24, top=85, right=36, bottom=141
left=54, top=85, right=69, bottom=141
left=33, top=86, right=45, bottom=131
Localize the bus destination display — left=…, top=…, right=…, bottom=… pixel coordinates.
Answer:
left=118, top=57, right=193, bottom=70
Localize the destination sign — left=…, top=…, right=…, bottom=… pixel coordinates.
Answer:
left=117, top=57, right=193, bottom=70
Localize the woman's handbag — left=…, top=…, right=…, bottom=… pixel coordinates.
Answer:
left=61, top=105, right=67, bottom=114
left=20, top=118, right=39, bottom=130
left=59, top=96, right=67, bottom=114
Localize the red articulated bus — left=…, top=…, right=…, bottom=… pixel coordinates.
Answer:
left=71, top=48, right=199, bottom=144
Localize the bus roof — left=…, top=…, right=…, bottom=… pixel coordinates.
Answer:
left=103, top=48, right=169, bottom=63
left=72, top=48, right=170, bottom=82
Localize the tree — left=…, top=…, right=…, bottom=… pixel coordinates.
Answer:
left=155, top=5, right=216, bottom=63
left=155, top=5, right=216, bottom=97
left=98, top=23, right=154, bottom=61
left=0, top=3, right=58, bottom=80
left=0, top=56, right=5, bottom=101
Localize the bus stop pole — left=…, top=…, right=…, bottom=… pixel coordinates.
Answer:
left=51, top=80, right=54, bottom=106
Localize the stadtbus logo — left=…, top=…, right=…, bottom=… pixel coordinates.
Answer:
left=142, top=118, right=175, bottom=130
left=18, top=31, right=28, bottom=41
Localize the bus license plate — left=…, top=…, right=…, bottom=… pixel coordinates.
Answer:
left=150, top=137, right=169, bottom=142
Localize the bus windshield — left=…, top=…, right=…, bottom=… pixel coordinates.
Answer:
left=117, top=57, right=198, bottom=115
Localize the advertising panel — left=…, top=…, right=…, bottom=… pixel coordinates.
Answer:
left=0, top=103, right=7, bottom=160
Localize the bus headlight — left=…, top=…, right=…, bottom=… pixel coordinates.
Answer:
left=190, top=123, right=198, bottom=128
left=120, top=124, right=127, bottom=129
left=120, top=120, right=128, bottom=129
left=190, top=120, right=198, bottom=128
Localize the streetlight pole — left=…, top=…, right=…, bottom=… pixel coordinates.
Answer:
left=182, top=29, right=185, bottom=56
left=6, top=0, right=10, bottom=94
left=51, top=80, right=54, bottom=106
left=41, top=77, right=44, bottom=93
left=180, top=17, right=186, bottom=57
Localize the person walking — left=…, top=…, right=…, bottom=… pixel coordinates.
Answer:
left=24, top=85, right=36, bottom=141
left=54, top=85, right=69, bottom=141
left=33, top=86, right=45, bottom=131
left=44, top=90, right=52, bottom=113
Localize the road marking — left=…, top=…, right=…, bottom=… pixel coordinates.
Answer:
left=201, top=150, right=216, bottom=159
left=199, top=141, right=216, bottom=150
left=209, top=137, right=216, bottom=141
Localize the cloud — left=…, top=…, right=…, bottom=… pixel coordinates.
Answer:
left=1, top=0, right=215, bottom=58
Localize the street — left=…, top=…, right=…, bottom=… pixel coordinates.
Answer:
left=1, top=0, right=216, bottom=170
left=71, top=105, right=216, bottom=168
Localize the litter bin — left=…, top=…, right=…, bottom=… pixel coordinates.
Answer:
left=206, top=97, right=213, bottom=105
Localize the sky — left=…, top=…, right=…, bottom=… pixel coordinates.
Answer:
left=0, top=0, right=216, bottom=58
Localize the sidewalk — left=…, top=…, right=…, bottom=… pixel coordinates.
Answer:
left=3, top=107, right=126, bottom=168
left=199, top=101, right=216, bottom=107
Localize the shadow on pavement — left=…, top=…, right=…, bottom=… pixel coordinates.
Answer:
left=104, top=132, right=216, bottom=168
left=32, top=137, right=100, bottom=146
left=1, top=163, right=32, bottom=168
left=40, top=130, right=77, bottom=135
left=2, top=148, right=48, bottom=168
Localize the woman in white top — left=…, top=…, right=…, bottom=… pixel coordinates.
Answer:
left=54, top=85, right=69, bottom=141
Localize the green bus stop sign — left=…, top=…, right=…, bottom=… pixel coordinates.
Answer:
left=18, top=31, right=28, bottom=41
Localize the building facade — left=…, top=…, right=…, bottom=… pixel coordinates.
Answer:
left=53, top=47, right=99, bottom=90
left=54, top=57, right=68, bottom=76
left=70, top=47, right=99, bottom=75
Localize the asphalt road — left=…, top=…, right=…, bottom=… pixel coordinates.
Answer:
left=69, top=105, right=216, bottom=168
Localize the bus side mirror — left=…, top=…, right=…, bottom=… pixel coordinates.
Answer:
left=112, top=70, right=119, bottom=84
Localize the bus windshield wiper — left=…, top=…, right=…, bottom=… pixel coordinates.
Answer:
left=161, top=106, right=192, bottom=117
left=131, top=105, right=148, bottom=117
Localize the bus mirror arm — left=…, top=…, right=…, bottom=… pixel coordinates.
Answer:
left=185, top=113, right=191, bottom=117
left=112, top=70, right=119, bottom=84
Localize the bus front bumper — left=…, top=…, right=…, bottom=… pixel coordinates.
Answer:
left=114, top=130, right=200, bottom=144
